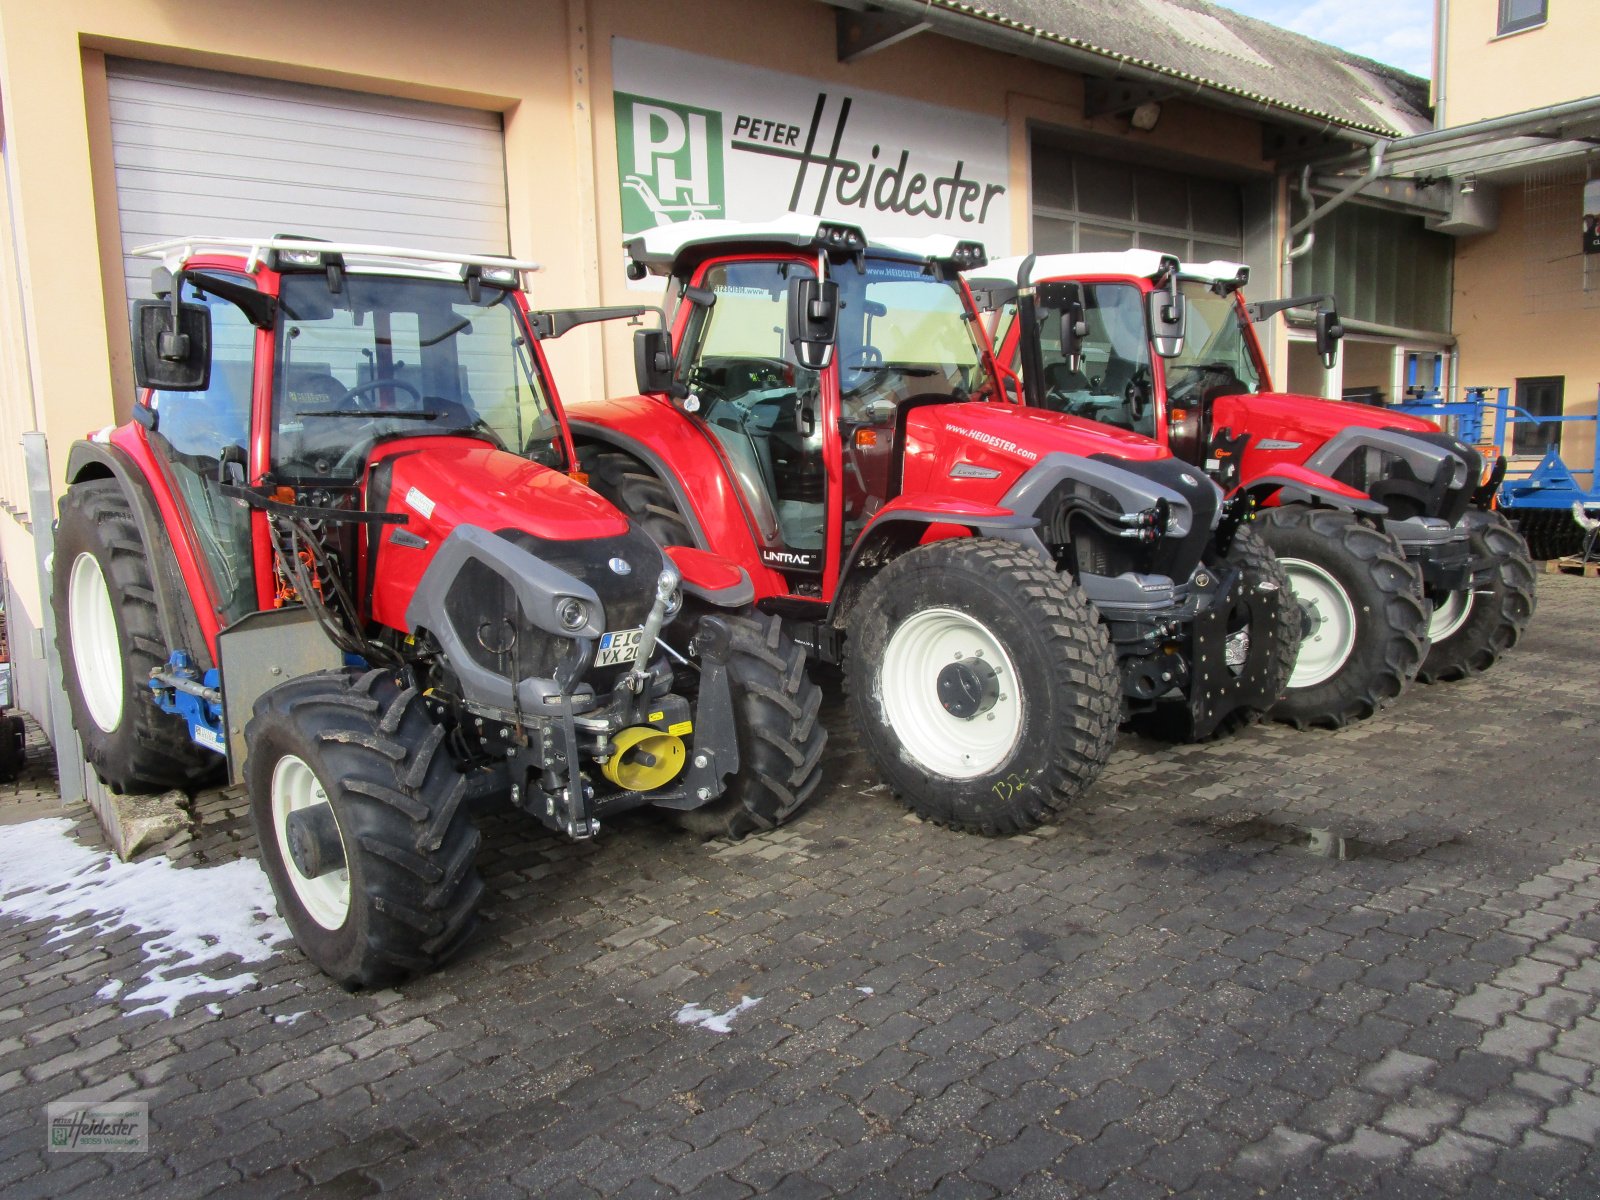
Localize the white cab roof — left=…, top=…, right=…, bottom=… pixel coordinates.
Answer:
left=625, top=216, right=983, bottom=274
left=975, top=252, right=1250, bottom=288
left=132, top=235, right=541, bottom=283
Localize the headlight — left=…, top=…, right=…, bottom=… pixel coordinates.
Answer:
left=557, top=598, right=589, bottom=630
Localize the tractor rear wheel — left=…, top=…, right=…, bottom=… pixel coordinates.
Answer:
left=580, top=448, right=694, bottom=548
left=1256, top=505, right=1428, bottom=730
left=1417, top=511, right=1536, bottom=683
left=846, top=538, right=1119, bottom=835
left=246, top=668, right=483, bottom=988
left=676, top=612, right=826, bottom=840
left=51, top=479, right=221, bottom=793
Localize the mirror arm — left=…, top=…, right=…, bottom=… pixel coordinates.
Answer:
left=1245, top=293, right=1336, bottom=323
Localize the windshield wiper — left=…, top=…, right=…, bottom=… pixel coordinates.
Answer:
left=310, top=410, right=441, bottom=420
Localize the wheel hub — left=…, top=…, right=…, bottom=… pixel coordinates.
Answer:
left=284, top=803, right=345, bottom=879
left=936, top=657, right=1000, bottom=719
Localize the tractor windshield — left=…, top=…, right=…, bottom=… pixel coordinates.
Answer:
left=271, top=274, right=561, bottom=481
left=1167, top=281, right=1262, bottom=402
left=1008, top=282, right=1157, bottom=436
left=835, top=258, right=988, bottom=417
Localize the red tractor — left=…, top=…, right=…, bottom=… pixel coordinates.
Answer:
left=556, top=218, right=1298, bottom=835
left=49, top=236, right=824, bottom=987
left=974, top=252, right=1535, bottom=729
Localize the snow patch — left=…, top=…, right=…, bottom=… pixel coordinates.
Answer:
left=0, top=818, right=291, bottom=1016
left=675, top=995, right=760, bottom=1034
left=96, top=979, right=123, bottom=1001
left=856, top=986, right=874, bottom=994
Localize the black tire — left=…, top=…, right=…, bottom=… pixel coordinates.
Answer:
left=50, top=479, right=221, bottom=794
left=677, top=612, right=827, bottom=840
left=1256, top=505, right=1428, bottom=731
left=1417, top=510, right=1537, bottom=683
left=1137, top=523, right=1301, bottom=743
left=579, top=447, right=695, bottom=548
left=245, top=668, right=483, bottom=988
left=846, top=538, right=1119, bottom=835
left=1511, top=508, right=1586, bottom=561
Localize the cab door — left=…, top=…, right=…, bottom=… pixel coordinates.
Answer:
left=675, top=259, right=829, bottom=578
left=142, top=275, right=264, bottom=626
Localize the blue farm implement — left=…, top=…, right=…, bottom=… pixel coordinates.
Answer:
left=1395, top=386, right=1600, bottom=561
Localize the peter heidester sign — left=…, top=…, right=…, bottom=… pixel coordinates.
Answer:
left=612, top=39, right=1011, bottom=247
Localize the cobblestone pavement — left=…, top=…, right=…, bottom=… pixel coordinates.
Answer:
left=2, top=574, right=1599, bottom=1198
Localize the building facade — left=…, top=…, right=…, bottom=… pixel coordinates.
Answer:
left=0, top=0, right=1451, bottom=732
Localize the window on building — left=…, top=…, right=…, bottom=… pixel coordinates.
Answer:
left=1513, top=376, right=1564, bottom=456
left=1499, top=0, right=1547, bottom=36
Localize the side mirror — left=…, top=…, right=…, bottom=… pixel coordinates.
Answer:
left=1315, top=306, right=1344, bottom=369
left=633, top=328, right=674, bottom=395
left=1148, top=287, right=1186, bottom=359
left=132, top=300, right=211, bottom=391
left=787, top=278, right=838, bottom=371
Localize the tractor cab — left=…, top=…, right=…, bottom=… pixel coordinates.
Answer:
left=614, top=216, right=999, bottom=591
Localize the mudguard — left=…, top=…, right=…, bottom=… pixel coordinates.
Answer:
left=64, top=439, right=215, bottom=670
left=1241, top=464, right=1385, bottom=515
left=665, top=545, right=755, bottom=608
left=840, top=495, right=1047, bottom=576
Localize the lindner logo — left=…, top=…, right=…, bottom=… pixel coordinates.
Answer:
left=615, top=93, right=725, bottom=233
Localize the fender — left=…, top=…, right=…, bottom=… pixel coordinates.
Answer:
left=826, top=495, right=1045, bottom=627
left=64, top=439, right=215, bottom=670
left=664, top=545, right=755, bottom=608
left=1240, top=463, right=1385, bottom=515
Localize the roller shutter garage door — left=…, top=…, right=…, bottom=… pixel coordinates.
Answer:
left=107, top=59, right=509, bottom=308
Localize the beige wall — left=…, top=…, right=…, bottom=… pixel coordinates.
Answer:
left=1453, top=180, right=1599, bottom=468
left=1439, top=0, right=1600, bottom=126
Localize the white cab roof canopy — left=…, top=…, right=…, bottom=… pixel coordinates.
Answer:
left=132, top=235, right=542, bottom=284
left=975, top=252, right=1250, bottom=290
left=625, top=216, right=983, bottom=274
left=980, top=250, right=1177, bottom=286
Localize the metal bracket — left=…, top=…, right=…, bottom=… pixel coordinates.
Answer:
left=835, top=7, right=929, bottom=63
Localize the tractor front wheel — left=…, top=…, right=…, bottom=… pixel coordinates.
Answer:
left=1418, top=511, right=1536, bottom=683
left=246, top=668, right=483, bottom=988
left=579, top=448, right=695, bottom=548
left=676, top=612, right=827, bottom=840
left=1256, top=505, right=1428, bottom=730
left=50, top=479, right=220, bottom=793
left=846, top=537, right=1119, bottom=835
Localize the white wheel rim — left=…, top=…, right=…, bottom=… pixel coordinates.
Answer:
left=1280, top=558, right=1359, bottom=690
left=1428, top=589, right=1474, bottom=643
left=270, top=755, right=351, bottom=930
left=879, top=607, right=1023, bottom=779
left=67, top=552, right=124, bottom=733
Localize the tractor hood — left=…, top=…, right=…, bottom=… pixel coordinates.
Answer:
left=902, top=401, right=1167, bottom=489
left=1213, top=391, right=1440, bottom=443
left=370, top=438, right=629, bottom=542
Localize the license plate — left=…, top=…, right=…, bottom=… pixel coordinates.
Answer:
left=595, top=626, right=644, bottom=667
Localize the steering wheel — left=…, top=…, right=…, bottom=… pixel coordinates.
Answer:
left=340, top=377, right=423, bottom=409
left=1125, top=368, right=1153, bottom=424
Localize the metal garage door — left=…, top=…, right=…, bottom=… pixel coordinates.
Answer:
left=1031, top=138, right=1245, bottom=263
left=107, top=59, right=508, bottom=307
